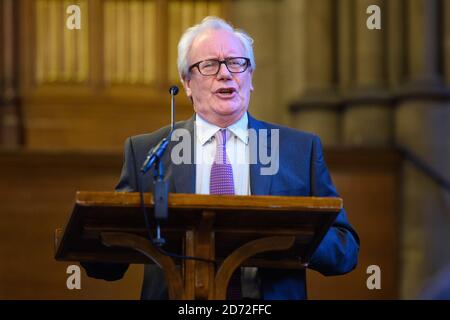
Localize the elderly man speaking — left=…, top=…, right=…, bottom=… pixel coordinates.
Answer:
left=82, top=16, right=359, bottom=300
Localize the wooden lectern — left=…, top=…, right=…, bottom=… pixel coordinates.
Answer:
left=55, top=191, right=342, bottom=300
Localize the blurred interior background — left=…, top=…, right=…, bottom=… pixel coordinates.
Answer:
left=0, top=0, right=449, bottom=300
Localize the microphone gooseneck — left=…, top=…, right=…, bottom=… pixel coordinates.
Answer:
left=140, top=85, right=178, bottom=174
left=170, top=86, right=178, bottom=131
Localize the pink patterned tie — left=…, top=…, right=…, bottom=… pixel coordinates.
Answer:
left=209, top=129, right=241, bottom=299
left=210, top=129, right=235, bottom=195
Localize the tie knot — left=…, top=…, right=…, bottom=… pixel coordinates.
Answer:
left=215, top=129, right=228, bottom=146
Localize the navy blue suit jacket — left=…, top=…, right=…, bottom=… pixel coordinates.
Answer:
left=82, top=113, right=359, bottom=300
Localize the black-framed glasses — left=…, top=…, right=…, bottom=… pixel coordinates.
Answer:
left=188, top=57, right=251, bottom=76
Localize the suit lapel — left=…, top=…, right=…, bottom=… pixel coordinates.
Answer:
left=167, top=115, right=196, bottom=194
left=248, top=113, right=273, bottom=195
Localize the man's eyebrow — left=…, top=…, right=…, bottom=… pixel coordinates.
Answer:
left=195, top=54, right=243, bottom=61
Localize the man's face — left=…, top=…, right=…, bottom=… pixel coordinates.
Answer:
left=183, top=29, right=254, bottom=127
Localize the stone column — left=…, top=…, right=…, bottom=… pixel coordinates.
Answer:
left=229, top=0, right=280, bottom=124
left=290, top=0, right=340, bottom=146
left=341, top=0, right=392, bottom=147
left=386, top=0, right=404, bottom=89
left=406, top=0, right=439, bottom=86
left=395, top=0, right=450, bottom=299
left=0, top=0, right=22, bottom=147
left=443, top=0, right=450, bottom=88
left=278, top=0, right=307, bottom=126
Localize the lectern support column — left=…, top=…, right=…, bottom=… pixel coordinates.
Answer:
left=184, top=210, right=216, bottom=300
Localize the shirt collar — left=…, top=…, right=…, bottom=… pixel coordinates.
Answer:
left=195, top=112, right=249, bottom=146
left=228, top=112, right=249, bottom=144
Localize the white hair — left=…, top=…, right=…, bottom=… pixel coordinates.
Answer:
left=177, top=16, right=255, bottom=81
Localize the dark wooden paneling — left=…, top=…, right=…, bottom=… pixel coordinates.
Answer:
left=23, top=89, right=194, bottom=151
left=0, top=150, right=142, bottom=299
left=307, top=148, right=401, bottom=299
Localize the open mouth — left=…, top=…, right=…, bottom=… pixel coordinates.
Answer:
left=215, top=87, right=237, bottom=98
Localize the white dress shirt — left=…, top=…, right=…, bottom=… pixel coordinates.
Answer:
left=195, top=113, right=250, bottom=195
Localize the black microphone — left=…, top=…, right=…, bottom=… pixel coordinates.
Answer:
left=140, top=85, right=179, bottom=174
left=140, top=138, right=170, bottom=174
left=169, top=86, right=179, bottom=95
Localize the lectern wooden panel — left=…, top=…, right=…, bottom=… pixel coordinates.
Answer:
left=55, top=191, right=341, bottom=299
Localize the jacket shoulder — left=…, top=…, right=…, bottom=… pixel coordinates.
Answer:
left=255, top=118, right=318, bottom=143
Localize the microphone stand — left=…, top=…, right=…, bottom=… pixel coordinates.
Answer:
left=140, top=86, right=179, bottom=246
left=151, top=156, right=168, bottom=246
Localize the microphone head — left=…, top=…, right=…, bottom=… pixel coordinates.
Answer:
left=169, top=86, right=179, bottom=96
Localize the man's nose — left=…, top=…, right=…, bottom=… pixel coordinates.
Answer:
left=216, top=62, right=232, bottom=80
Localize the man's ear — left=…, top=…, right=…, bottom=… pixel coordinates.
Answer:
left=182, top=76, right=192, bottom=97
left=250, top=69, right=254, bottom=92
